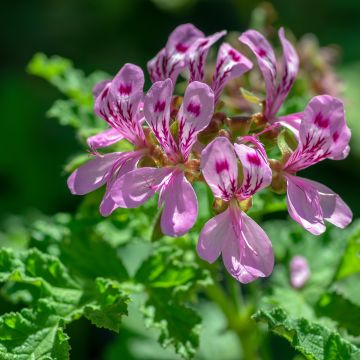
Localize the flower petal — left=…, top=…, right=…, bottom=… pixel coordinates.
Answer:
left=99, top=150, right=145, bottom=216
left=239, top=28, right=298, bottom=122
left=143, top=79, right=178, bottom=157
left=178, top=81, right=214, bottom=161
left=285, top=95, right=351, bottom=172
left=187, top=30, right=226, bottom=82
left=148, top=24, right=204, bottom=84
left=239, top=29, right=277, bottom=117
left=87, top=128, right=123, bottom=150
left=302, top=178, right=352, bottom=229
left=234, top=139, right=272, bottom=198
left=286, top=175, right=326, bottom=235
left=211, top=43, right=253, bottom=104
left=159, top=171, right=198, bottom=237
left=93, top=79, right=111, bottom=98
left=222, top=207, right=274, bottom=283
left=111, top=167, right=173, bottom=208
left=267, top=28, right=299, bottom=119
left=95, top=64, right=146, bottom=145
left=276, top=112, right=303, bottom=139
left=197, top=208, right=232, bottom=263
left=67, top=152, right=122, bottom=195
left=201, top=137, right=238, bottom=200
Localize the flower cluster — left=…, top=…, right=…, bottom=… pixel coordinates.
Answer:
left=68, top=24, right=352, bottom=283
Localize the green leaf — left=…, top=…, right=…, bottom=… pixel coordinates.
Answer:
left=135, top=246, right=211, bottom=359
left=253, top=307, right=360, bottom=360
left=31, top=213, right=129, bottom=281
left=135, top=246, right=211, bottom=296
left=143, top=290, right=201, bottom=360
left=84, top=278, right=130, bottom=332
left=0, top=308, right=70, bottom=360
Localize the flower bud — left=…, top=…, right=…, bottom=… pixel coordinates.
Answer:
left=226, top=115, right=251, bottom=138
left=269, top=159, right=287, bottom=194
left=198, top=112, right=226, bottom=144
left=290, top=255, right=310, bottom=289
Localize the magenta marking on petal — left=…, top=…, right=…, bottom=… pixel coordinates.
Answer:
left=333, top=131, right=339, bottom=142
left=198, top=39, right=209, bottom=48
left=154, top=101, right=166, bottom=112
left=228, top=49, right=241, bottom=62
left=187, top=102, right=201, bottom=117
left=175, top=42, right=189, bottom=53
left=247, top=153, right=261, bottom=166
left=119, top=83, right=132, bottom=95
left=101, top=87, right=109, bottom=100
left=215, top=159, right=229, bottom=174
left=257, top=48, right=267, bottom=57
left=314, top=113, right=329, bottom=129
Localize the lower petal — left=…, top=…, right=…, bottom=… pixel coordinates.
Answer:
left=286, top=175, right=326, bottom=235
left=67, top=152, right=121, bottom=195
left=87, top=128, right=123, bottom=150
left=160, top=171, right=198, bottom=237
left=197, top=208, right=231, bottom=263
left=222, top=209, right=274, bottom=283
left=304, top=178, right=352, bottom=229
left=111, top=167, right=172, bottom=208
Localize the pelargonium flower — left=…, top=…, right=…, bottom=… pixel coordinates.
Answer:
left=148, top=23, right=205, bottom=84
left=290, top=255, right=310, bottom=288
left=149, top=23, right=253, bottom=105
left=67, top=63, right=149, bottom=216
left=197, top=136, right=274, bottom=283
left=239, top=28, right=300, bottom=128
left=276, top=95, right=352, bottom=235
left=188, top=40, right=253, bottom=104
left=111, top=79, right=214, bottom=237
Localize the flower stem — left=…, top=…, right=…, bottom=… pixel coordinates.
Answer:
left=205, top=282, right=261, bottom=360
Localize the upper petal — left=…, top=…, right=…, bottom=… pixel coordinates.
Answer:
left=143, top=79, right=178, bottom=157
left=286, top=175, right=326, bottom=235
left=95, top=64, right=146, bottom=145
left=211, top=43, right=253, bottom=104
left=87, top=128, right=123, bottom=150
left=234, top=138, right=272, bottom=198
left=148, top=24, right=204, bottom=84
left=285, top=95, right=351, bottom=172
left=266, top=28, right=299, bottom=119
left=67, top=152, right=122, bottom=195
left=111, top=167, right=173, bottom=208
left=222, top=206, right=274, bottom=283
left=178, top=81, right=214, bottom=161
left=92, top=79, right=111, bottom=99
left=239, top=30, right=277, bottom=117
left=200, top=137, right=238, bottom=200
left=159, top=170, right=198, bottom=237
left=187, top=30, right=226, bottom=82
left=197, top=208, right=232, bottom=263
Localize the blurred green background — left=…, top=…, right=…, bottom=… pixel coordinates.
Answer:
left=1, top=1, right=360, bottom=359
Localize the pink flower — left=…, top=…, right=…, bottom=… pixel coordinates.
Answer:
left=68, top=63, right=148, bottom=216
left=239, top=28, right=299, bottom=124
left=197, top=136, right=274, bottom=283
left=149, top=24, right=253, bottom=104
left=147, top=24, right=205, bottom=84
left=110, top=79, right=215, bottom=237
left=281, top=95, right=352, bottom=235
left=290, top=255, right=310, bottom=288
